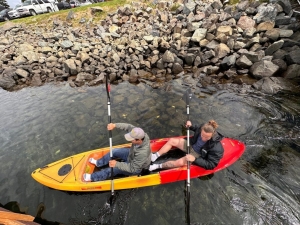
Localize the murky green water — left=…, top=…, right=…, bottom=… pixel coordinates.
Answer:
left=0, top=80, right=299, bottom=225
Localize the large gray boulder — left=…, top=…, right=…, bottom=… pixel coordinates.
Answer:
left=250, top=60, right=279, bottom=79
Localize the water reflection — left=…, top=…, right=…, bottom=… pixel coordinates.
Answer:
left=0, top=81, right=299, bottom=224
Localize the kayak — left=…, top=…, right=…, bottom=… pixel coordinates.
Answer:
left=31, top=136, right=245, bottom=192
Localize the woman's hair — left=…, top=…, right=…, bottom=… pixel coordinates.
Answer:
left=202, top=120, right=218, bottom=133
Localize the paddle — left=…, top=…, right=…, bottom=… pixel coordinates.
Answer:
left=185, top=88, right=192, bottom=225
left=105, top=74, right=114, bottom=205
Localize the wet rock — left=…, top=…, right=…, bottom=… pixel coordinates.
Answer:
left=250, top=60, right=279, bottom=79
left=252, top=77, right=298, bottom=94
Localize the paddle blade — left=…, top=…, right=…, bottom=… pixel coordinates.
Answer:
left=105, top=74, right=111, bottom=98
left=185, top=184, right=191, bottom=225
left=185, top=88, right=192, bottom=105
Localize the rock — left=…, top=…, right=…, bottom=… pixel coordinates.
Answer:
left=283, top=64, right=300, bottom=78
left=215, top=43, right=230, bottom=59
left=272, top=58, right=287, bottom=74
left=191, top=28, right=207, bottom=42
left=15, top=69, right=29, bottom=78
left=265, top=28, right=280, bottom=41
left=162, top=50, right=175, bottom=63
left=252, top=77, right=298, bottom=94
left=237, top=16, right=256, bottom=30
left=236, top=55, right=253, bottom=69
left=256, top=21, right=275, bottom=32
left=220, top=55, right=236, bottom=70
left=64, top=59, right=78, bottom=75
left=265, top=40, right=284, bottom=55
left=250, top=60, right=279, bottom=79
left=0, top=76, right=16, bottom=90
left=31, top=74, right=43, bottom=86
left=216, top=26, right=233, bottom=36
left=172, top=63, right=184, bottom=74
left=285, top=49, right=300, bottom=65
left=253, top=4, right=278, bottom=23
left=276, top=0, right=292, bottom=14
left=243, top=51, right=265, bottom=63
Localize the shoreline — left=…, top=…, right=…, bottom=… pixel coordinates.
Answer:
left=1, top=0, right=300, bottom=95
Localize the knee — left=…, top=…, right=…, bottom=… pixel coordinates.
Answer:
left=168, top=138, right=178, bottom=145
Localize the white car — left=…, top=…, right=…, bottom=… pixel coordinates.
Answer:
left=80, top=0, right=92, bottom=6
left=8, top=4, right=22, bottom=19
left=17, top=0, right=58, bottom=17
left=70, top=0, right=80, bottom=7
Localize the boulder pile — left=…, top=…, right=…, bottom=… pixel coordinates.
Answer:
left=0, top=0, right=300, bottom=94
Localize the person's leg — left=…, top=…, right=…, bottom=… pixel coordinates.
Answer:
left=91, top=166, right=137, bottom=182
left=85, top=148, right=131, bottom=181
left=111, top=148, right=130, bottom=162
left=149, top=145, right=200, bottom=171
left=159, top=138, right=185, bottom=155
left=151, top=138, right=185, bottom=162
left=162, top=157, right=187, bottom=169
left=92, top=148, right=129, bottom=167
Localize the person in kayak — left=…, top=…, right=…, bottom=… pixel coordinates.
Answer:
left=149, top=120, right=224, bottom=171
left=83, top=123, right=151, bottom=182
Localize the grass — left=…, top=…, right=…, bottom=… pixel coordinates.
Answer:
left=0, top=0, right=127, bottom=27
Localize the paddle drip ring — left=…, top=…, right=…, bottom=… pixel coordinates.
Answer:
left=58, top=164, right=72, bottom=176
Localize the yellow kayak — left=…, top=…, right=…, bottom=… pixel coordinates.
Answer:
left=31, top=136, right=245, bottom=192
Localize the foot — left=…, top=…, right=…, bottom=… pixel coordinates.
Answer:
left=151, top=152, right=160, bottom=162
left=149, top=164, right=162, bottom=171
left=89, top=158, right=97, bottom=165
left=83, top=173, right=91, bottom=182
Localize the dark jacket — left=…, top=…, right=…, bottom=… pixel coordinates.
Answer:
left=188, top=124, right=224, bottom=170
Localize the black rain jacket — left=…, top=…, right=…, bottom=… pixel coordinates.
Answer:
left=188, top=124, right=224, bottom=170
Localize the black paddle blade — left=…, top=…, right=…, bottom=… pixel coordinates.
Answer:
left=185, top=88, right=192, bottom=105
left=105, top=193, right=115, bottom=207
left=185, top=184, right=191, bottom=225
left=105, top=74, right=111, bottom=99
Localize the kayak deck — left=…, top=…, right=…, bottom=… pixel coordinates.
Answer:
left=31, top=137, right=245, bottom=192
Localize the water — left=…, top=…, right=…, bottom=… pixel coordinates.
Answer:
left=0, top=80, right=299, bottom=225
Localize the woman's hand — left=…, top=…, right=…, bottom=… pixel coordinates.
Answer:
left=186, top=121, right=192, bottom=128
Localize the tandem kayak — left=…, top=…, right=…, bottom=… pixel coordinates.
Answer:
left=31, top=136, right=245, bottom=192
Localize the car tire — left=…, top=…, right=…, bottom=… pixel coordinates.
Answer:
left=47, top=7, right=52, bottom=13
left=29, top=9, right=36, bottom=16
left=4, top=17, right=9, bottom=21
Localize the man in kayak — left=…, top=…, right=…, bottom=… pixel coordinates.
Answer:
left=149, top=120, right=224, bottom=171
left=83, top=123, right=151, bottom=182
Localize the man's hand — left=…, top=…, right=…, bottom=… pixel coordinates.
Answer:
left=107, top=123, right=116, bottom=130
left=109, top=160, right=117, bottom=167
left=186, top=154, right=195, bottom=162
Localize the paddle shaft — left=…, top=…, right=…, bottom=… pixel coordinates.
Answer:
left=185, top=89, right=192, bottom=225
left=105, top=75, right=114, bottom=197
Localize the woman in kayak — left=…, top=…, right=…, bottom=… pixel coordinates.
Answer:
left=83, top=123, right=151, bottom=182
left=149, top=120, right=224, bottom=171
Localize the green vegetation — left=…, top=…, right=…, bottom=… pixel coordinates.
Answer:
left=170, top=3, right=181, bottom=12
left=0, top=0, right=127, bottom=27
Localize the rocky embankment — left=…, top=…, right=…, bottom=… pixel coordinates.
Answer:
left=0, top=0, right=300, bottom=94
